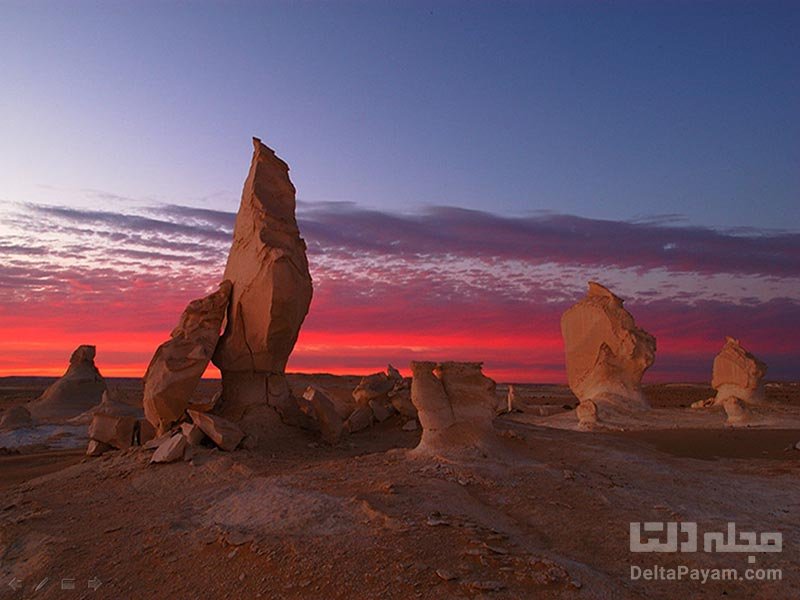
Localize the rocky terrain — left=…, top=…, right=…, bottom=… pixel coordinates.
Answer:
left=1, top=376, right=799, bottom=599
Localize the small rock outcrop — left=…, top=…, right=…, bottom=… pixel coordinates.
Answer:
left=143, top=281, right=232, bottom=434
left=353, top=365, right=414, bottom=421
left=710, top=337, right=767, bottom=405
left=410, top=361, right=498, bottom=454
left=27, top=345, right=107, bottom=421
left=560, top=282, right=656, bottom=427
left=0, top=406, right=32, bottom=430
left=212, top=138, right=313, bottom=423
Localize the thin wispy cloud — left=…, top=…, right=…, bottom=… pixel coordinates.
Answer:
left=0, top=199, right=798, bottom=380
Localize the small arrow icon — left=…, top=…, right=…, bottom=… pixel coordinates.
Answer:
left=8, top=578, right=22, bottom=591
left=88, top=577, right=102, bottom=591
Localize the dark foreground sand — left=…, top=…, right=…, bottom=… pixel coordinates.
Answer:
left=1, top=377, right=798, bottom=599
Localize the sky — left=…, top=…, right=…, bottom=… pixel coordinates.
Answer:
left=0, top=1, right=798, bottom=382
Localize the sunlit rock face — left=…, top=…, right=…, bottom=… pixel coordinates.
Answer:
left=711, top=337, right=767, bottom=405
left=410, top=361, right=497, bottom=453
left=27, top=345, right=107, bottom=421
left=560, top=282, right=656, bottom=426
left=212, top=138, right=313, bottom=421
left=143, top=281, right=232, bottom=434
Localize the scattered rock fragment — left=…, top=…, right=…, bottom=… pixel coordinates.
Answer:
left=188, top=410, right=244, bottom=451
left=369, top=398, right=394, bottom=422
left=302, top=387, right=344, bottom=445
left=86, top=440, right=112, bottom=457
left=180, top=422, right=206, bottom=446
left=345, top=406, right=373, bottom=433
left=150, top=433, right=188, bottom=464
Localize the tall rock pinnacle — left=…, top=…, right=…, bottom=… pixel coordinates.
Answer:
left=212, top=138, right=313, bottom=420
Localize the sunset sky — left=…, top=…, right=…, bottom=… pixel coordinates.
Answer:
left=1, top=1, right=798, bottom=382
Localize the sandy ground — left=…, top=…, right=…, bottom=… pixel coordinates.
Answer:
left=1, top=377, right=799, bottom=599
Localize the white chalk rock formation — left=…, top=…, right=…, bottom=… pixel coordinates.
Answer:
left=143, top=281, right=232, bottom=434
left=722, top=397, right=752, bottom=425
left=27, top=345, right=107, bottom=421
left=410, top=361, right=497, bottom=453
left=710, top=337, right=767, bottom=405
left=212, top=138, right=313, bottom=422
left=561, top=282, right=656, bottom=425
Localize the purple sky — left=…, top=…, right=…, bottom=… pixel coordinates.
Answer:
left=0, top=1, right=798, bottom=380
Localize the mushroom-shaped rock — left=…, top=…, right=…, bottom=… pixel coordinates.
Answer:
left=710, top=337, right=767, bottom=405
left=143, top=281, right=231, bottom=434
left=27, top=345, right=107, bottom=421
left=560, top=282, right=655, bottom=425
left=410, top=361, right=498, bottom=454
left=212, top=138, right=313, bottom=421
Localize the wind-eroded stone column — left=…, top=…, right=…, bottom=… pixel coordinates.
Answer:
left=212, top=138, right=313, bottom=422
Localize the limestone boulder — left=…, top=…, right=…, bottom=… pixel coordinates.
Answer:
left=187, top=410, right=244, bottom=452
left=143, top=281, right=232, bottom=434
left=180, top=422, right=206, bottom=446
left=302, top=386, right=345, bottom=445
left=88, top=413, right=137, bottom=449
left=389, top=388, right=417, bottom=418
left=150, top=433, right=188, bottom=464
left=212, top=138, right=313, bottom=419
left=86, top=440, right=112, bottom=457
left=711, top=337, right=767, bottom=405
left=561, top=282, right=656, bottom=419
left=27, top=345, right=106, bottom=421
left=345, top=406, right=373, bottom=433
left=369, top=398, right=395, bottom=422
left=353, top=372, right=394, bottom=405
left=410, top=361, right=498, bottom=453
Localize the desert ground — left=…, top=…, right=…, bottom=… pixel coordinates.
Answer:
left=1, top=376, right=798, bottom=600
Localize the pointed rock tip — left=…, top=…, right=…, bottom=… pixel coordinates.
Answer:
left=587, top=281, right=621, bottom=301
